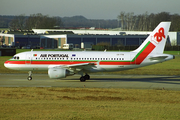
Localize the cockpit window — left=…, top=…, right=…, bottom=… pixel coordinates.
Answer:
left=12, top=56, right=19, bottom=60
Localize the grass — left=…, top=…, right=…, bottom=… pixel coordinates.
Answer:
left=0, top=87, right=180, bottom=120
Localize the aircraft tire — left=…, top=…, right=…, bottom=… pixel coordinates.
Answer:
left=84, top=74, right=90, bottom=80
left=27, top=76, right=32, bottom=81
left=80, top=76, right=86, bottom=82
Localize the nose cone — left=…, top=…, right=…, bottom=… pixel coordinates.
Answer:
left=4, top=60, right=10, bottom=69
left=4, top=60, right=21, bottom=70
left=4, top=60, right=15, bottom=70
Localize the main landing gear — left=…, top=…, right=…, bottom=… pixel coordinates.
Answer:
left=80, top=74, right=90, bottom=82
left=27, top=71, right=32, bottom=81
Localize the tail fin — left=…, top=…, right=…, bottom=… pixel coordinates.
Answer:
left=133, top=22, right=171, bottom=54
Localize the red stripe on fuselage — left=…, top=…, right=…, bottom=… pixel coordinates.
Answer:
left=5, top=60, right=96, bottom=65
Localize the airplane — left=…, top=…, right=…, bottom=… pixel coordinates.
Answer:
left=4, top=22, right=175, bottom=82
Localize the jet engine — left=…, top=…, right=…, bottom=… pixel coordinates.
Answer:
left=48, top=68, right=74, bottom=79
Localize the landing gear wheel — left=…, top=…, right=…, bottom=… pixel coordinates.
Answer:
left=84, top=74, right=90, bottom=80
left=27, top=71, right=32, bottom=81
left=27, top=76, right=32, bottom=81
left=80, top=76, right=86, bottom=82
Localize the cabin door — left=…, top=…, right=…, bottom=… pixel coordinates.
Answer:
left=25, top=53, right=31, bottom=64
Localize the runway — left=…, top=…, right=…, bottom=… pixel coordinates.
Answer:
left=0, top=74, right=180, bottom=90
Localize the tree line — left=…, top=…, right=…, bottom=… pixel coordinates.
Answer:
left=8, top=13, right=62, bottom=30
left=61, top=16, right=118, bottom=29
left=117, top=11, right=180, bottom=31
left=0, top=12, right=180, bottom=31
left=0, top=14, right=118, bottom=30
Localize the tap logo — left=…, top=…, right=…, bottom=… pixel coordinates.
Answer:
left=154, top=27, right=165, bottom=43
left=151, top=27, right=166, bottom=45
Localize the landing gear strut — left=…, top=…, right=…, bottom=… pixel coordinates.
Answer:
left=80, top=74, right=90, bottom=82
left=27, top=71, right=32, bottom=81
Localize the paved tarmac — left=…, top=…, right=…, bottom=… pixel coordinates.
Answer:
left=0, top=74, right=180, bottom=90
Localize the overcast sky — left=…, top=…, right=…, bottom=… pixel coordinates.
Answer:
left=0, top=0, right=180, bottom=19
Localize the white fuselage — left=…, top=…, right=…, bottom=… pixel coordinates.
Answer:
left=4, top=51, right=174, bottom=73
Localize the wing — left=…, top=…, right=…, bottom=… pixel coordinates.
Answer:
left=49, top=62, right=96, bottom=73
left=65, top=62, right=96, bottom=73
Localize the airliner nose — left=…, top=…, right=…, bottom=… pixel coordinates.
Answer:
left=4, top=60, right=10, bottom=68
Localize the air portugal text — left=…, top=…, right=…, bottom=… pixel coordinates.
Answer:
left=40, top=54, right=69, bottom=58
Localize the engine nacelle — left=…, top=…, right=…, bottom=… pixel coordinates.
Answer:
left=48, top=68, right=73, bottom=79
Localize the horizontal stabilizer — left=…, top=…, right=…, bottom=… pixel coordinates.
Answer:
left=149, top=56, right=168, bottom=61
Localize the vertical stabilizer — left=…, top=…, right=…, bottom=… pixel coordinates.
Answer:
left=133, top=22, right=171, bottom=54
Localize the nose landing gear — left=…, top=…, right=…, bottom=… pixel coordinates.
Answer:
left=27, top=71, right=32, bottom=81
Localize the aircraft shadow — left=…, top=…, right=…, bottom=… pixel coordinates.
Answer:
left=64, top=76, right=180, bottom=85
